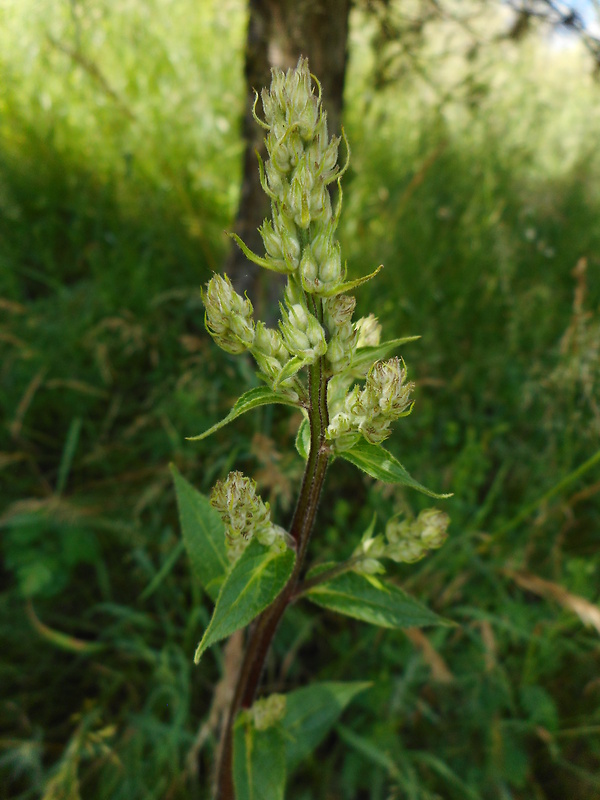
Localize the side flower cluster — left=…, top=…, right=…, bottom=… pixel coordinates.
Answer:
left=210, top=471, right=286, bottom=562
left=327, top=357, right=414, bottom=447
left=353, top=509, right=450, bottom=575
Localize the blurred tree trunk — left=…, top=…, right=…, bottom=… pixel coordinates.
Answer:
left=226, top=0, right=351, bottom=317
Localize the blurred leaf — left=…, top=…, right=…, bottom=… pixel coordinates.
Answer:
left=170, top=465, right=228, bottom=601
left=282, top=681, right=371, bottom=770
left=187, top=387, right=301, bottom=441
left=233, top=717, right=286, bottom=800
left=194, top=539, right=295, bottom=663
left=520, top=685, right=559, bottom=731
left=339, top=440, right=451, bottom=498
left=305, top=565, right=447, bottom=629
left=56, top=417, right=82, bottom=495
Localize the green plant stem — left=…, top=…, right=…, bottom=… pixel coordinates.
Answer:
left=215, top=328, right=330, bottom=799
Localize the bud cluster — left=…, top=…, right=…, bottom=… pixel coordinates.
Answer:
left=203, top=58, right=417, bottom=461
left=385, top=509, right=450, bottom=564
left=248, top=693, right=287, bottom=731
left=353, top=509, right=450, bottom=574
left=327, top=357, right=414, bottom=447
left=202, top=274, right=255, bottom=355
left=210, top=471, right=286, bottom=562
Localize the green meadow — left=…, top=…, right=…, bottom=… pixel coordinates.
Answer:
left=1, top=1, right=599, bottom=798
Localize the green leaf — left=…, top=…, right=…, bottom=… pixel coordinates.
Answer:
left=274, top=356, right=306, bottom=387
left=170, top=465, right=229, bottom=601
left=350, top=336, right=420, bottom=375
left=339, top=440, right=452, bottom=498
left=282, top=681, right=371, bottom=770
left=294, top=417, right=310, bottom=460
left=305, top=566, right=446, bottom=629
left=187, top=387, right=300, bottom=441
left=194, top=539, right=295, bottom=663
left=320, top=264, right=384, bottom=297
left=233, top=719, right=286, bottom=800
left=229, top=231, right=291, bottom=275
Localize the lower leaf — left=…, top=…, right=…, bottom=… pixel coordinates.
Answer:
left=233, top=718, right=286, bottom=800
left=340, top=439, right=452, bottom=498
left=304, top=565, right=449, bottom=629
left=194, top=539, right=295, bottom=663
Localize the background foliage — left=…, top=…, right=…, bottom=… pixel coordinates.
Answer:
left=1, top=1, right=599, bottom=798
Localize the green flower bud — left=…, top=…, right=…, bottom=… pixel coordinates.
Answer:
left=326, top=336, right=350, bottom=370
left=366, top=358, right=413, bottom=418
left=280, top=302, right=327, bottom=360
left=384, top=509, right=449, bottom=564
left=308, top=183, right=332, bottom=225
left=259, top=219, right=284, bottom=260
left=325, top=295, right=356, bottom=329
left=253, top=321, right=288, bottom=361
left=210, top=471, right=284, bottom=562
left=249, top=693, right=287, bottom=731
left=386, top=538, right=425, bottom=564
left=320, top=243, right=343, bottom=284
left=300, top=247, right=319, bottom=289
left=327, top=411, right=352, bottom=439
left=265, top=160, right=286, bottom=200
left=352, top=533, right=387, bottom=575
left=355, top=314, right=382, bottom=348
left=310, top=221, right=336, bottom=264
left=358, top=416, right=392, bottom=445
left=203, top=274, right=255, bottom=354
left=416, top=508, right=450, bottom=549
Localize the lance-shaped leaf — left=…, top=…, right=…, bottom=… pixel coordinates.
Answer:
left=339, top=440, right=452, bottom=499
left=187, top=387, right=300, bottom=442
left=194, top=539, right=295, bottom=663
left=233, top=718, right=286, bottom=800
left=170, top=465, right=228, bottom=601
left=282, top=681, right=371, bottom=770
left=273, top=356, right=306, bottom=388
left=319, top=264, right=383, bottom=298
left=228, top=231, right=292, bottom=275
left=349, top=335, right=421, bottom=376
left=304, top=565, right=447, bottom=629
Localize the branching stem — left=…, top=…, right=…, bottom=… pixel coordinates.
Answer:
left=214, top=314, right=330, bottom=799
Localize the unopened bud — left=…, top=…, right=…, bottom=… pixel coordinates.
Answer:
left=210, top=471, right=282, bottom=562
left=203, top=274, right=254, bottom=354
left=417, top=509, right=450, bottom=549
left=325, top=295, right=356, bottom=328
left=249, top=694, right=287, bottom=731
left=356, top=314, right=382, bottom=348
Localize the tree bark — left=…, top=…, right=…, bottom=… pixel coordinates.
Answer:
left=226, top=0, right=351, bottom=317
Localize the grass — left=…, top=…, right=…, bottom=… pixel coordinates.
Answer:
left=1, top=2, right=600, bottom=798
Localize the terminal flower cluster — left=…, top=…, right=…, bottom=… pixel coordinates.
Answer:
left=202, top=57, right=414, bottom=448
left=210, top=471, right=286, bottom=562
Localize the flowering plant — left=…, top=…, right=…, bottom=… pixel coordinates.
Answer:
left=172, top=58, right=450, bottom=799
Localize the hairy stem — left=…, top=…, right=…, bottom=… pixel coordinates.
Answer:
left=215, top=326, right=330, bottom=799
